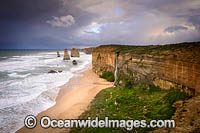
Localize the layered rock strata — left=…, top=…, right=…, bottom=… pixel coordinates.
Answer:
left=92, top=43, right=200, bottom=95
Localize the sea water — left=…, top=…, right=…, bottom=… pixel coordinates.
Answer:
left=0, top=50, right=92, bottom=133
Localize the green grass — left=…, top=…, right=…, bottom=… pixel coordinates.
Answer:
left=113, top=42, right=200, bottom=55
left=100, top=71, right=114, bottom=82
left=70, top=85, right=190, bottom=132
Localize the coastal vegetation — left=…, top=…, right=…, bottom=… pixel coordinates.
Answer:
left=113, top=42, right=199, bottom=53
left=100, top=71, right=115, bottom=82
left=71, top=83, right=190, bottom=132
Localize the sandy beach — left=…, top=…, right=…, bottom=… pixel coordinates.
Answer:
left=17, top=66, right=113, bottom=133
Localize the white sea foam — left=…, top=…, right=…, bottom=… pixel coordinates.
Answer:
left=8, top=73, right=31, bottom=78
left=0, top=51, right=92, bottom=133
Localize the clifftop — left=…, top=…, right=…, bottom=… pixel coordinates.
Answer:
left=78, top=47, right=95, bottom=54
left=94, top=42, right=200, bottom=64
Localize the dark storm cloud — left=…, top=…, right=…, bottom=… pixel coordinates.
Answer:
left=0, top=0, right=65, bottom=49
left=0, top=0, right=62, bottom=21
left=0, top=0, right=200, bottom=49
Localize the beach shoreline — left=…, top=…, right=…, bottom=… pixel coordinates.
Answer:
left=17, top=65, right=113, bottom=133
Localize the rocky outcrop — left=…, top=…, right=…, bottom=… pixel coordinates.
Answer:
left=71, top=48, right=80, bottom=57
left=63, top=48, right=70, bottom=60
left=154, top=96, right=200, bottom=133
left=57, top=51, right=60, bottom=57
left=172, top=96, right=200, bottom=132
left=92, top=42, right=200, bottom=95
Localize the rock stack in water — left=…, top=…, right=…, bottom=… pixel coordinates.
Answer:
left=72, top=60, right=77, bottom=65
left=57, top=51, right=60, bottom=57
left=63, top=49, right=70, bottom=60
left=71, top=48, right=80, bottom=57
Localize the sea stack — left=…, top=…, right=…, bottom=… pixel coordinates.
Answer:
left=71, top=48, right=80, bottom=57
left=63, top=49, right=70, bottom=60
left=57, top=51, right=60, bottom=57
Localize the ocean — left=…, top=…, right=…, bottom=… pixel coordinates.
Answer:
left=0, top=50, right=92, bottom=133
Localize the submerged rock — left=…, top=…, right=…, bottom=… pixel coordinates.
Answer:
left=48, top=70, right=57, bottom=73
left=71, top=48, right=80, bottom=57
left=57, top=51, right=60, bottom=57
left=63, top=49, right=70, bottom=60
left=58, top=70, right=62, bottom=73
left=72, top=60, right=77, bottom=65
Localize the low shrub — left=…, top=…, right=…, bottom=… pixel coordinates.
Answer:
left=163, top=88, right=191, bottom=105
left=100, top=71, right=114, bottom=82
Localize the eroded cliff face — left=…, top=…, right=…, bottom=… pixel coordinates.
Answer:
left=154, top=95, right=200, bottom=133
left=92, top=46, right=116, bottom=75
left=92, top=43, right=200, bottom=95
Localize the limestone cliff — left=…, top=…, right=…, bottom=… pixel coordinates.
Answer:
left=71, top=48, right=80, bottom=57
left=92, top=42, right=200, bottom=132
left=92, top=42, right=200, bottom=95
left=92, top=45, right=116, bottom=75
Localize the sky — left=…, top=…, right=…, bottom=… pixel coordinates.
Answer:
left=0, top=0, right=200, bottom=49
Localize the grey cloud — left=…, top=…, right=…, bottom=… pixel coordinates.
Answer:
left=61, top=0, right=200, bottom=46
left=0, top=0, right=200, bottom=49
left=0, top=0, right=63, bottom=22
left=164, top=26, right=188, bottom=33
left=188, top=15, right=200, bottom=31
left=47, top=15, right=75, bottom=28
